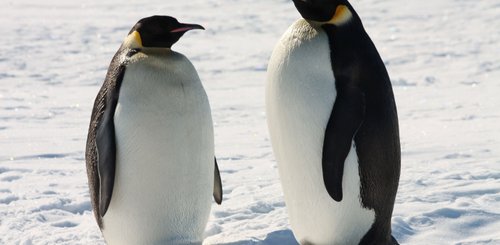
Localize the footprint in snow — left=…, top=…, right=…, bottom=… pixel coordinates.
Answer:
left=51, top=221, right=79, bottom=228
left=1, top=175, right=22, bottom=182
left=0, top=195, right=19, bottom=205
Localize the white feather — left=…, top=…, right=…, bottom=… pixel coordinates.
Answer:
left=102, top=49, right=214, bottom=245
left=266, top=19, right=375, bottom=244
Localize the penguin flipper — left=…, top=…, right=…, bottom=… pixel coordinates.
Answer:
left=95, top=61, right=126, bottom=217
left=322, top=86, right=365, bottom=202
left=95, top=98, right=119, bottom=217
left=86, top=49, right=127, bottom=224
left=213, top=157, right=223, bottom=204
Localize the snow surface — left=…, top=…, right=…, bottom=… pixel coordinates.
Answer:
left=1, top=0, right=499, bottom=244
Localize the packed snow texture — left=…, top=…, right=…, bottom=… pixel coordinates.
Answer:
left=1, top=0, right=499, bottom=244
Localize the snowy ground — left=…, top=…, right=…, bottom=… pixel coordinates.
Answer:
left=1, top=0, right=500, bottom=244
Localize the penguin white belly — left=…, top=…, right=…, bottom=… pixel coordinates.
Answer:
left=102, top=51, right=214, bottom=245
left=266, top=19, right=375, bottom=244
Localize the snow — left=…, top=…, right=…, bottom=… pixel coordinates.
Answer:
left=1, top=0, right=499, bottom=244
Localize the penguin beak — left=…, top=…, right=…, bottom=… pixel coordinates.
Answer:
left=170, top=23, right=205, bottom=33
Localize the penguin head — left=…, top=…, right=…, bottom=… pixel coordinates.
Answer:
left=292, top=0, right=353, bottom=26
left=124, top=16, right=204, bottom=49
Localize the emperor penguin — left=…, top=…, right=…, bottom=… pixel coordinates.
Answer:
left=85, top=16, right=223, bottom=245
left=266, top=1, right=400, bottom=244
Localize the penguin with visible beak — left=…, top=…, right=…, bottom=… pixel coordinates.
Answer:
left=85, top=15, right=223, bottom=245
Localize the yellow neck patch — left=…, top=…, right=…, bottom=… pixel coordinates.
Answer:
left=123, top=31, right=143, bottom=49
left=328, top=5, right=353, bottom=26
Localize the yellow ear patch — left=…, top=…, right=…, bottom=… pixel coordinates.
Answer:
left=131, top=31, right=143, bottom=46
left=123, top=31, right=143, bottom=49
left=328, top=5, right=353, bottom=26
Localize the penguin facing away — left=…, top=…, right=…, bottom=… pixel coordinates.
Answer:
left=266, top=1, right=400, bottom=244
left=85, top=16, right=223, bottom=245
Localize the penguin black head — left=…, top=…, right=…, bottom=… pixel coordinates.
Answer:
left=292, top=0, right=353, bottom=26
left=124, top=15, right=204, bottom=49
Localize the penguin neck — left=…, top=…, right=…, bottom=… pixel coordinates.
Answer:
left=321, top=5, right=366, bottom=45
left=320, top=6, right=373, bottom=88
left=120, top=46, right=175, bottom=65
left=142, top=47, right=173, bottom=53
left=320, top=7, right=392, bottom=95
left=131, top=47, right=173, bottom=56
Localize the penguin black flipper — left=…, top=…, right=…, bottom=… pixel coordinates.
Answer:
left=95, top=76, right=122, bottom=217
left=86, top=48, right=130, bottom=227
left=322, top=85, right=365, bottom=202
left=213, top=157, right=223, bottom=204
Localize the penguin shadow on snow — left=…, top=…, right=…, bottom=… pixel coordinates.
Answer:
left=214, top=229, right=299, bottom=245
